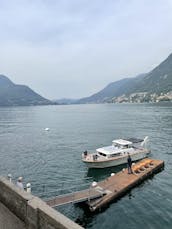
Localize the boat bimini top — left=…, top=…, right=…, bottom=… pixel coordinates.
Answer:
left=112, top=139, right=132, bottom=146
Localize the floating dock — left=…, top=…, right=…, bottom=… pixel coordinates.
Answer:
left=46, top=158, right=164, bottom=212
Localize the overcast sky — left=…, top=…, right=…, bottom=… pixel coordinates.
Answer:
left=1, top=0, right=172, bottom=99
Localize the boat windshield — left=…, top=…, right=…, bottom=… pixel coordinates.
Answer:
left=113, top=143, right=131, bottom=149
left=98, top=152, right=107, bottom=157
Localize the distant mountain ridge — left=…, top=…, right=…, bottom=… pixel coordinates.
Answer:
left=0, top=75, right=53, bottom=106
left=53, top=98, right=78, bottom=105
left=131, top=53, right=172, bottom=94
left=77, top=53, right=172, bottom=103
left=78, top=74, right=147, bottom=103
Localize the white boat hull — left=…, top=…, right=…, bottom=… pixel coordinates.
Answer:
left=83, top=150, right=150, bottom=168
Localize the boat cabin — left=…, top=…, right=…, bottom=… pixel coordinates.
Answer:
left=96, top=139, right=134, bottom=159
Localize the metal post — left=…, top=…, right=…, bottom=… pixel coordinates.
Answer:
left=88, top=186, right=91, bottom=203
left=26, top=183, right=31, bottom=193
left=7, top=174, right=12, bottom=183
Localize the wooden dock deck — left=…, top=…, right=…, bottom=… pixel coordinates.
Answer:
left=46, top=158, right=164, bottom=212
left=88, top=158, right=164, bottom=211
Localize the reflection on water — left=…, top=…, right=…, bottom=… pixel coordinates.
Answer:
left=0, top=103, right=172, bottom=229
left=87, top=164, right=125, bottom=181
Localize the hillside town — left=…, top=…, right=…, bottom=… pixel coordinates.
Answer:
left=109, top=91, right=172, bottom=103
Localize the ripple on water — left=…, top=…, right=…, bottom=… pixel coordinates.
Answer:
left=0, top=103, right=171, bottom=229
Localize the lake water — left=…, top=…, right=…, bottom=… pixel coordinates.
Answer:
left=0, top=103, right=172, bottom=229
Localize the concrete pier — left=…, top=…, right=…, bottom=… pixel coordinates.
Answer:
left=0, top=177, right=83, bottom=229
left=0, top=158, right=164, bottom=228
left=0, top=202, right=26, bottom=229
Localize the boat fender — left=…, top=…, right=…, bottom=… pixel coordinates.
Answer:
left=90, top=206, right=96, bottom=212
left=91, top=181, right=97, bottom=187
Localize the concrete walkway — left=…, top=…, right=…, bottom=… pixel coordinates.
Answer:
left=0, top=202, right=26, bottom=229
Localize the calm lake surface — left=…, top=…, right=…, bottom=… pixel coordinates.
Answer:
left=0, top=103, right=172, bottom=229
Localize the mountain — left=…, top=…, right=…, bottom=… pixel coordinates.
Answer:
left=0, top=75, right=53, bottom=106
left=130, top=53, right=172, bottom=94
left=78, top=74, right=146, bottom=103
left=78, top=53, right=172, bottom=103
left=53, top=98, right=79, bottom=105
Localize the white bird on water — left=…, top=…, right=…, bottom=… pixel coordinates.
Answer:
left=45, top=128, right=50, bottom=131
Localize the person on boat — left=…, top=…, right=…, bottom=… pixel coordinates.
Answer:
left=16, top=177, right=24, bottom=190
left=83, top=151, right=88, bottom=158
left=127, top=153, right=133, bottom=174
left=93, top=154, right=98, bottom=160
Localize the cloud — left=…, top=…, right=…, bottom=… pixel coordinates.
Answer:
left=0, top=0, right=172, bottom=99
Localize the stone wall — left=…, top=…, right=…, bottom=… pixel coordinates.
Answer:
left=0, top=177, right=83, bottom=229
